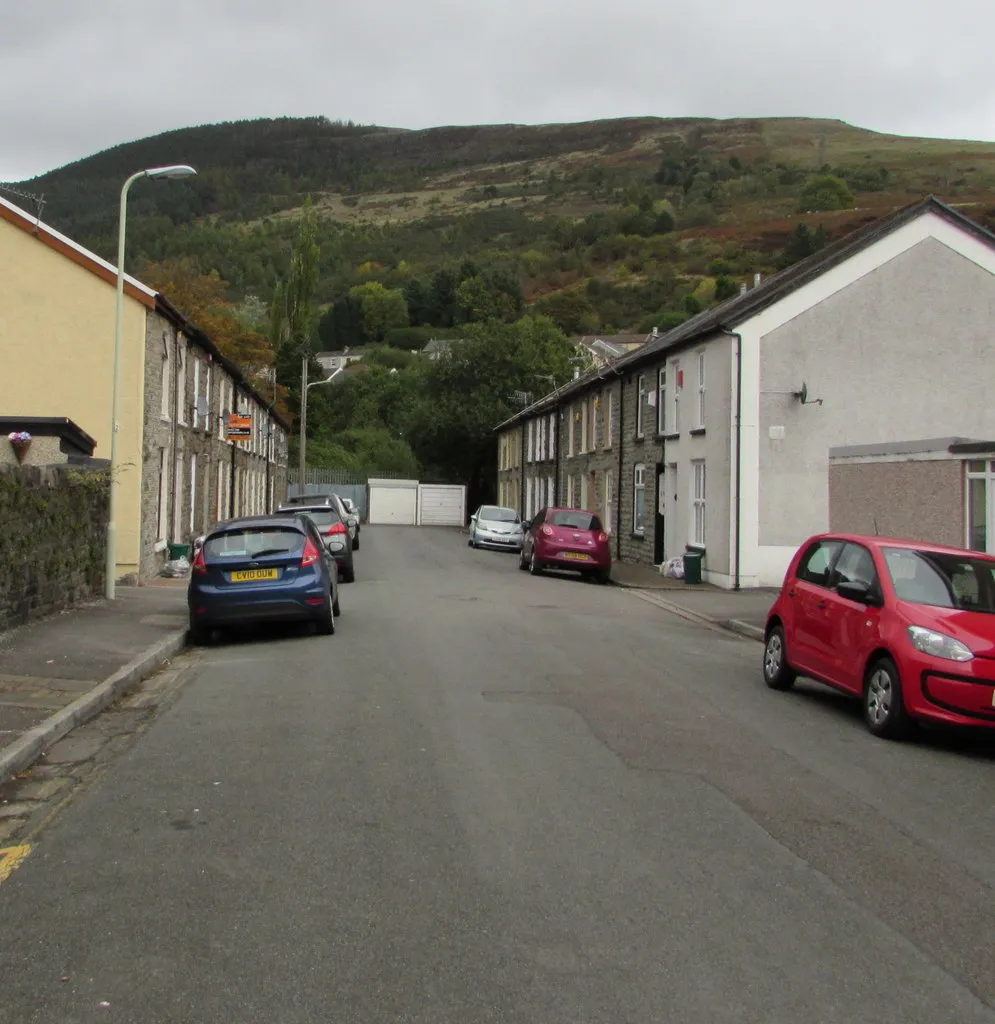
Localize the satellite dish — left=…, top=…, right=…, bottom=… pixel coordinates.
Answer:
left=798, top=382, right=808, bottom=404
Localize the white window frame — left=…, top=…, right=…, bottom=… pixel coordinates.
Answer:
left=691, top=459, right=706, bottom=547
left=966, top=460, right=995, bottom=551
left=581, top=399, right=589, bottom=453
left=636, top=375, right=646, bottom=438
left=527, top=420, right=534, bottom=463
left=192, top=358, right=201, bottom=430
left=657, top=367, right=666, bottom=435
left=567, top=474, right=575, bottom=508
left=696, top=349, right=706, bottom=429
left=157, top=448, right=168, bottom=540
left=160, top=343, right=171, bottom=421
left=604, top=470, right=614, bottom=534
left=547, top=475, right=554, bottom=507
left=669, top=359, right=680, bottom=435
left=189, top=454, right=197, bottom=533
left=605, top=390, right=614, bottom=450
left=548, top=412, right=556, bottom=461
left=567, top=406, right=575, bottom=457
left=633, top=463, right=646, bottom=535
left=177, top=344, right=188, bottom=426
left=590, top=395, right=598, bottom=450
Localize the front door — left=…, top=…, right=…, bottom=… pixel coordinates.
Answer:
left=654, top=463, right=666, bottom=564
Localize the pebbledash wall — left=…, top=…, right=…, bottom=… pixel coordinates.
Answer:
left=0, top=464, right=109, bottom=630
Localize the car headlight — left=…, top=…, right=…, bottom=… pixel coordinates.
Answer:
left=907, top=625, right=974, bottom=662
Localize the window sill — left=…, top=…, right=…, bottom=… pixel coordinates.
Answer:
left=689, top=427, right=706, bottom=437
left=630, top=531, right=645, bottom=541
left=655, top=432, right=680, bottom=442
left=632, top=435, right=646, bottom=445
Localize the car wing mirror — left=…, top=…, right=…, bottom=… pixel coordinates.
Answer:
left=837, top=580, right=877, bottom=604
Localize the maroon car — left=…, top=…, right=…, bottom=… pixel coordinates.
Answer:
left=519, top=507, right=612, bottom=583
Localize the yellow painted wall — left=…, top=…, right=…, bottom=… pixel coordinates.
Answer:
left=0, top=217, right=148, bottom=575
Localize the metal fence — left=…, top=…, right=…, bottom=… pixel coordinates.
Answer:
left=286, top=468, right=414, bottom=520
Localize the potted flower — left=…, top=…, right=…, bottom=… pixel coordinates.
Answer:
left=8, top=430, right=32, bottom=464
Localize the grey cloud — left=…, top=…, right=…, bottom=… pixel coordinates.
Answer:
left=2, top=0, right=994, bottom=182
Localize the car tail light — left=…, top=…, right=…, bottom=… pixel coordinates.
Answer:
left=540, top=525, right=554, bottom=537
left=596, top=531, right=609, bottom=543
left=325, top=522, right=348, bottom=535
left=192, top=547, right=207, bottom=574
left=301, top=537, right=321, bottom=567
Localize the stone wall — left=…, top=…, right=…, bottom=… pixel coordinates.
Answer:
left=0, top=464, right=109, bottom=631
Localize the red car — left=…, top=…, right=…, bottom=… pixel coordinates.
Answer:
left=519, top=506, right=612, bottom=583
left=763, top=533, right=995, bottom=739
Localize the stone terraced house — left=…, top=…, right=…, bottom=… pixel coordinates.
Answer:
left=496, top=197, right=995, bottom=588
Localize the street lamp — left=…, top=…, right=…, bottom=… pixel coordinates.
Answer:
left=298, top=363, right=343, bottom=487
left=106, top=165, right=197, bottom=599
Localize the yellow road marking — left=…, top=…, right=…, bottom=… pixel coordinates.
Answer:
left=0, top=844, right=31, bottom=884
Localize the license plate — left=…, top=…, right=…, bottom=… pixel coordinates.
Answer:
left=562, top=552, right=591, bottom=561
left=230, top=568, right=279, bottom=582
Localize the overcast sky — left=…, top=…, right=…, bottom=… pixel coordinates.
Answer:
left=2, top=0, right=994, bottom=183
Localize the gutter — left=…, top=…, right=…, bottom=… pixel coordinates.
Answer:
left=720, top=327, right=743, bottom=591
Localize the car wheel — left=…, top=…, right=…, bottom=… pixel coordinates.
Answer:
left=529, top=550, right=543, bottom=575
left=353, top=536, right=360, bottom=551
left=518, top=548, right=529, bottom=570
left=315, top=592, right=336, bottom=635
left=762, top=625, right=796, bottom=690
left=342, top=563, right=356, bottom=583
left=595, top=569, right=611, bottom=585
left=864, top=657, right=912, bottom=739
left=332, top=594, right=341, bottom=617
left=188, top=621, right=211, bottom=646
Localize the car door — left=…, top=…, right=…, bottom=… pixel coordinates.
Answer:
left=788, top=539, right=844, bottom=680
left=824, top=542, right=884, bottom=692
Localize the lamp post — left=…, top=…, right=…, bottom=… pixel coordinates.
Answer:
left=106, top=164, right=197, bottom=600
left=297, top=361, right=342, bottom=490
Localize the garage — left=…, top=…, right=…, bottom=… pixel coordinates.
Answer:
left=417, top=484, right=467, bottom=527
left=367, top=479, right=418, bottom=525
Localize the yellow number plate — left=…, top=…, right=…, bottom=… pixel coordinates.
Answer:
left=562, top=552, right=591, bottom=561
left=230, top=568, right=279, bottom=582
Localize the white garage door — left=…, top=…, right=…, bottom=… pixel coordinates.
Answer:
left=368, top=481, right=418, bottom=525
left=418, top=484, right=466, bottom=527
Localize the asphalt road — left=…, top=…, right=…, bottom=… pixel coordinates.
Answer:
left=2, top=526, right=995, bottom=1023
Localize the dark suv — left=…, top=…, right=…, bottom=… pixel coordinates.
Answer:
left=274, top=503, right=355, bottom=582
left=283, top=493, right=359, bottom=550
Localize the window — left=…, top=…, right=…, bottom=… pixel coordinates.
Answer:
left=156, top=449, right=168, bottom=540
left=160, top=343, right=171, bottom=420
left=691, top=460, right=706, bottom=546
left=205, top=364, right=213, bottom=432
left=548, top=509, right=602, bottom=530
left=604, top=470, right=614, bottom=534
left=657, top=367, right=666, bottom=434
left=216, top=462, right=226, bottom=521
left=218, top=381, right=227, bottom=439
left=172, top=452, right=183, bottom=542
left=581, top=398, right=589, bottom=452
left=192, top=358, right=201, bottom=429
left=796, top=540, right=843, bottom=587
left=547, top=476, right=554, bottom=507
left=527, top=420, right=534, bottom=463
left=669, top=359, right=680, bottom=434
left=605, top=390, right=614, bottom=449
left=568, top=406, right=575, bottom=457
left=177, top=345, right=187, bottom=425
left=633, top=463, right=646, bottom=534
left=696, top=350, right=706, bottom=428
left=830, top=543, right=879, bottom=591
left=967, top=460, right=993, bottom=552
left=189, top=455, right=197, bottom=532
left=590, top=395, right=598, bottom=449
left=548, top=413, right=556, bottom=460
left=636, top=375, right=646, bottom=438
left=884, top=547, right=995, bottom=613
left=567, top=474, right=575, bottom=508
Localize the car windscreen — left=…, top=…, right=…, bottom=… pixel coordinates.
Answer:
left=204, top=527, right=303, bottom=559
left=548, top=510, right=602, bottom=531
left=884, top=547, right=995, bottom=613
left=479, top=506, right=519, bottom=522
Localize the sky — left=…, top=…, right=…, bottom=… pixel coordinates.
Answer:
left=2, top=0, right=994, bottom=182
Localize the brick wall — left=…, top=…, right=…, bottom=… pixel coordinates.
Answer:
left=0, top=464, right=109, bottom=631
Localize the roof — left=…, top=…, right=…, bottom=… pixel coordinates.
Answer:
left=497, top=196, right=995, bottom=431
left=829, top=437, right=985, bottom=459
left=0, top=194, right=157, bottom=308
left=0, top=415, right=97, bottom=455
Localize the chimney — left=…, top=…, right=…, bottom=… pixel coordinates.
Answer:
left=753, top=272, right=762, bottom=288
left=739, top=283, right=748, bottom=296
left=651, top=326, right=659, bottom=338
left=573, top=366, right=580, bottom=379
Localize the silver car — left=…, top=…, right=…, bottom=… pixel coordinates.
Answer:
left=468, top=505, right=524, bottom=551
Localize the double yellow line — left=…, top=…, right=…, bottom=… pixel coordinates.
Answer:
left=0, top=845, right=31, bottom=885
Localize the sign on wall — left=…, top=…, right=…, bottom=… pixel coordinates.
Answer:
left=226, top=414, right=252, bottom=441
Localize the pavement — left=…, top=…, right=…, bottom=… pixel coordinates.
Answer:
left=0, top=579, right=188, bottom=785
left=610, top=559, right=778, bottom=640
left=2, top=527, right=995, bottom=1023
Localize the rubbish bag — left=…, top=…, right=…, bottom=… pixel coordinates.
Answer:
left=161, top=557, right=191, bottom=578
left=662, top=556, right=684, bottom=579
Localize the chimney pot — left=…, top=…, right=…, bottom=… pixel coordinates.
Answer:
left=739, top=283, right=748, bottom=296
left=754, top=272, right=762, bottom=287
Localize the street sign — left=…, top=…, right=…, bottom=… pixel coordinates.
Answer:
left=226, top=413, right=252, bottom=441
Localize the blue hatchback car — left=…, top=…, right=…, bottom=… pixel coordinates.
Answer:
left=188, top=514, right=340, bottom=643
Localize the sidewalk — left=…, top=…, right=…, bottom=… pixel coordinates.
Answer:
left=610, top=561, right=777, bottom=641
left=0, top=581, right=188, bottom=784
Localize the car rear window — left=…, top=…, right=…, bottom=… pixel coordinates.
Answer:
left=884, top=547, right=995, bottom=613
left=204, top=527, right=303, bottom=559
left=479, top=506, right=519, bottom=522
left=548, top=510, right=602, bottom=530
left=275, top=508, right=341, bottom=527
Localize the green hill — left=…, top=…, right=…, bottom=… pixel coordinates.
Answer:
left=13, top=114, right=995, bottom=336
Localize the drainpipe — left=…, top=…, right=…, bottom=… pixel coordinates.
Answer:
left=721, top=328, right=743, bottom=591
left=229, top=390, right=237, bottom=518
left=616, top=372, right=625, bottom=559
left=519, top=422, right=526, bottom=516
left=553, top=405, right=561, bottom=506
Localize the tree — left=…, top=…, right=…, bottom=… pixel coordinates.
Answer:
left=780, top=223, right=830, bottom=267
left=349, top=281, right=409, bottom=341
left=284, top=198, right=320, bottom=355
left=798, top=175, right=854, bottom=213
left=714, top=275, right=740, bottom=302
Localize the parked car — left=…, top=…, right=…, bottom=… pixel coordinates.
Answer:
left=518, top=507, right=611, bottom=583
left=188, top=514, right=339, bottom=644
left=274, top=504, right=355, bottom=582
left=763, top=533, right=995, bottom=739
left=281, top=493, right=358, bottom=551
left=468, top=505, right=524, bottom=551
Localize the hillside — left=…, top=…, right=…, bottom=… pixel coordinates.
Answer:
left=12, top=115, right=995, bottom=338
